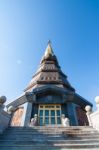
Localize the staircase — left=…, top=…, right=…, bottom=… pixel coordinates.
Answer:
left=0, top=126, right=99, bottom=150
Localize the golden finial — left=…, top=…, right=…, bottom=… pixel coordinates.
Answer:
left=44, top=40, right=54, bottom=57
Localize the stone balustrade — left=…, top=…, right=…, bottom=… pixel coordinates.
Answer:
left=0, top=96, right=11, bottom=133
left=85, top=96, right=99, bottom=131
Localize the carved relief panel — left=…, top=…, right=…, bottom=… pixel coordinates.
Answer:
left=11, top=107, right=24, bottom=126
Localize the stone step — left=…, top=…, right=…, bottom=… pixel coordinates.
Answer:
left=0, top=138, right=99, bottom=144
left=0, top=136, right=65, bottom=140
left=7, top=125, right=85, bottom=127
left=2, top=132, right=99, bottom=136
left=0, top=142, right=99, bottom=149
left=0, top=126, right=99, bottom=150
left=3, top=127, right=99, bottom=131
left=0, top=146, right=99, bottom=150
left=1, top=131, right=99, bottom=136
left=4, top=129, right=99, bottom=134
left=4, top=128, right=98, bottom=133
left=4, top=132, right=98, bottom=136
left=0, top=148, right=99, bottom=150
left=7, top=127, right=96, bottom=132
left=1, top=132, right=99, bottom=138
left=1, top=135, right=99, bottom=141
left=7, top=126, right=96, bottom=130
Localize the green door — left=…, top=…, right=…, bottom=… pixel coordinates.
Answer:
left=38, top=105, right=61, bottom=126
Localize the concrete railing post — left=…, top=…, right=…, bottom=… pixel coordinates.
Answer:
left=0, top=96, right=11, bottom=133
left=0, top=96, right=6, bottom=110
left=85, top=105, right=92, bottom=126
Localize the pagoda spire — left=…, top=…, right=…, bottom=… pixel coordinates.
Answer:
left=44, top=40, right=54, bottom=57
left=24, top=42, right=75, bottom=92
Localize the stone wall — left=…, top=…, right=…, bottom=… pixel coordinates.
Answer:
left=76, top=106, right=88, bottom=126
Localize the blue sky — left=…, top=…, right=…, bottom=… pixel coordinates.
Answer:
left=0, top=0, right=99, bottom=109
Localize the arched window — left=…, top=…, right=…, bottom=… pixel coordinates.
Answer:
left=41, top=77, right=44, bottom=80
left=53, top=77, right=56, bottom=80
left=45, top=77, right=48, bottom=80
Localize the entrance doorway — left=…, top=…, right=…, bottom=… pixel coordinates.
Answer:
left=38, top=104, right=61, bottom=126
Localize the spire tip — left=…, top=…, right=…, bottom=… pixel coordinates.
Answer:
left=48, top=40, right=51, bottom=45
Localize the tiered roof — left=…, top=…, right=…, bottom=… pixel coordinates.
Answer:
left=25, top=41, right=75, bottom=92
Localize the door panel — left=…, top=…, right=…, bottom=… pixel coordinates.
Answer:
left=38, top=104, right=61, bottom=126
